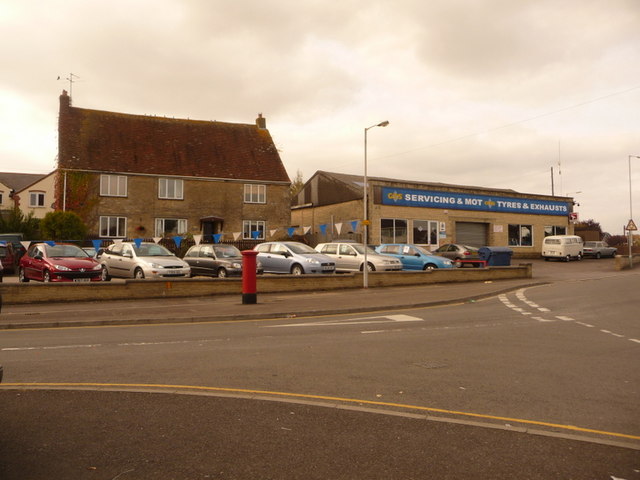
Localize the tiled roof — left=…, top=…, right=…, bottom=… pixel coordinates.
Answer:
left=57, top=92, right=290, bottom=183
left=0, top=172, right=48, bottom=192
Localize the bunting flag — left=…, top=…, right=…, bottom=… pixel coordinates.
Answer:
left=91, top=239, right=102, bottom=251
left=21, top=241, right=30, bottom=250
left=350, top=220, right=359, bottom=232
left=251, top=230, right=261, bottom=239
left=152, top=237, right=161, bottom=244
left=303, top=226, right=311, bottom=234
left=173, top=236, right=183, bottom=248
left=44, top=240, right=56, bottom=246
left=335, top=222, right=343, bottom=235
left=233, top=232, right=241, bottom=240
left=193, top=234, right=202, bottom=245
left=319, top=224, right=327, bottom=235
left=133, top=238, right=143, bottom=248
left=213, top=233, right=223, bottom=243
left=287, top=227, right=296, bottom=237
left=269, top=228, right=279, bottom=237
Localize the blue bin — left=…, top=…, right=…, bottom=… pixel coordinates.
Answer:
left=478, top=246, right=513, bottom=266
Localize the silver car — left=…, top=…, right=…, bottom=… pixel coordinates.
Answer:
left=315, top=242, right=402, bottom=272
left=254, top=241, right=335, bottom=275
left=100, top=242, right=191, bottom=280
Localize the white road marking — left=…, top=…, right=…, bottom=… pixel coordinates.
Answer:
left=556, top=316, right=574, bottom=322
left=266, top=314, right=424, bottom=328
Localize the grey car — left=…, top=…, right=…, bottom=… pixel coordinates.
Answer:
left=431, top=243, right=481, bottom=267
left=183, top=244, right=263, bottom=277
left=582, top=241, right=617, bottom=258
left=315, top=242, right=402, bottom=272
left=100, top=242, right=191, bottom=280
left=254, top=241, right=335, bottom=275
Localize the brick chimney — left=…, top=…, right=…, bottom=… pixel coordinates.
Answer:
left=60, top=89, right=71, bottom=109
left=256, top=113, right=266, bottom=129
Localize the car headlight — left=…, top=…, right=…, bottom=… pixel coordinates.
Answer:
left=305, top=258, right=320, bottom=265
left=231, top=262, right=241, bottom=269
left=149, top=263, right=163, bottom=269
left=92, top=264, right=102, bottom=270
left=54, top=264, right=71, bottom=271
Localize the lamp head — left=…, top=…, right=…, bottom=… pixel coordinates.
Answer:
left=378, top=120, right=390, bottom=127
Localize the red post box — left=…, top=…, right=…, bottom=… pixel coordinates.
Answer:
left=241, top=250, right=258, bottom=304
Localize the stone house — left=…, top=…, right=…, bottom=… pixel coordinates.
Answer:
left=56, top=91, right=291, bottom=241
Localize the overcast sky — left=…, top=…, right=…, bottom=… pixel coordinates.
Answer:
left=1, top=0, right=639, bottom=234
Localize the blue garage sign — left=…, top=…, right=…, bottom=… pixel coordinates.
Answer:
left=381, top=187, right=569, bottom=216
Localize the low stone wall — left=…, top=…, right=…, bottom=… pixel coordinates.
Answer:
left=614, top=254, right=640, bottom=271
left=0, top=264, right=532, bottom=305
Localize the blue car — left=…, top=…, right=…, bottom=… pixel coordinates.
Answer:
left=376, top=244, right=454, bottom=270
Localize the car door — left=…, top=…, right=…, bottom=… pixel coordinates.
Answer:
left=268, top=243, right=294, bottom=273
left=400, top=245, right=422, bottom=270
left=24, top=245, right=44, bottom=280
left=256, top=243, right=276, bottom=272
left=337, top=244, right=360, bottom=271
left=200, top=245, right=219, bottom=276
left=115, top=244, right=136, bottom=277
left=184, top=246, right=202, bottom=276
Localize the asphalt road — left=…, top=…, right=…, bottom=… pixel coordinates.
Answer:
left=1, top=259, right=639, bottom=479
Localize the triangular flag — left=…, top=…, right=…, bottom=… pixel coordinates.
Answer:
left=91, top=239, right=102, bottom=251
left=133, top=238, right=143, bottom=248
left=193, top=234, right=202, bottom=245
left=303, top=226, right=311, bottom=234
left=287, top=227, right=296, bottom=237
left=233, top=232, right=241, bottom=240
left=319, top=224, right=327, bottom=235
left=251, top=230, right=261, bottom=239
left=350, top=220, right=359, bottom=232
left=269, top=229, right=278, bottom=237
left=213, top=234, right=223, bottom=243
left=21, top=240, right=30, bottom=250
left=173, top=236, right=183, bottom=248
left=152, top=237, right=161, bottom=244
left=335, top=222, right=343, bottom=234
left=44, top=240, right=56, bottom=246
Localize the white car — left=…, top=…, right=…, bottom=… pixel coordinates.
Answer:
left=100, top=242, right=191, bottom=280
left=315, top=242, right=402, bottom=272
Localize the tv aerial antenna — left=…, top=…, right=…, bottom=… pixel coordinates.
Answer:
left=57, top=73, right=80, bottom=98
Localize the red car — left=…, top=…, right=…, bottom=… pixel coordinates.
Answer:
left=19, top=243, right=103, bottom=283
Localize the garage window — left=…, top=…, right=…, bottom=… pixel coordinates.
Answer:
left=413, top=220, right=438, bottom=246
left=508, top=224, right=532, bottom=246
left=381, top=218, right=407, bottom=244
left=544, top=226, right=566, bottom=237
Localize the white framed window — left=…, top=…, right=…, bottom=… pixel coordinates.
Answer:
left=243, top=220, right=265, bottom=239
left=244, top=184, right=266, bottom=203
left=508, top=224, right=533, bottom=246
left=159, top=178, right=183, bottom=200
left=100, top=174, right=127, bottom=197
left=29, top=191, right=45, bottom=207
left=155, top=218, right=187, bottom=237
left=99, top=216, right=127, bottom=238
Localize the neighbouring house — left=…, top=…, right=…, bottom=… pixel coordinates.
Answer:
left=291, top=170, right=576, bottom=257
left=0, top=171, right=55, bottom=220
left=56, top=90, right=291, bottom=242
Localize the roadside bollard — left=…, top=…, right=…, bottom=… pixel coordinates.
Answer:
left=241, top=250, right=258, bottom=304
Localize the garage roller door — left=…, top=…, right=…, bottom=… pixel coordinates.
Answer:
left=455, top=222, right=488, bottom=247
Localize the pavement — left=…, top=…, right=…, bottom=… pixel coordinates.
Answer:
left=0, top=258, right=629, bottom=330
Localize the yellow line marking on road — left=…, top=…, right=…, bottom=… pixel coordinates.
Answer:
left=2, top=382, right=639, bottom=442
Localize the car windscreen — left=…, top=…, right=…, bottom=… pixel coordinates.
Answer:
left=135, top=244, right=174, bottom=256
left=213, top=245, right=242, bottom=258
left=287, top=243, right=318, bottom=254
left=352, top=244, right=377, bottom=255
left=46, top=245, right=89, bottom=257
left=414, top=246, right=432, bottom=255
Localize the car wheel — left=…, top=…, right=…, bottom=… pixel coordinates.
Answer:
left=454, top=258, right=462, bottom=268
left=18, top=267, right=29, bottom=283
left=101, top=266, right=111, bottom=281
left=217, top=268, right=228, bottom=278
left=577, top=253, right=582, bottom=261
left=565, top=255, right=571, bottom=262
left=291, top=264, right=304, bottom=275
left=360, top=262, right=375, bottom=272
left=595, top=252, right=601, bottom=259
left=423, top=263, right=437, bottom=270
left=43, top=270, right=51, bottom=282
left=134, top=267, right=145, bottom=279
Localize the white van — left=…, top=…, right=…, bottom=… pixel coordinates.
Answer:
left=541, top=235, right=583, bottom=262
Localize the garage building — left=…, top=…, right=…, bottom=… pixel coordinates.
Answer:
left=291, top=171, right=576, bottom=258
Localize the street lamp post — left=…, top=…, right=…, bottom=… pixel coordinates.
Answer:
left=628, top=155, right=640, bottom=267
left=363, top=120, right=389, bottom=288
